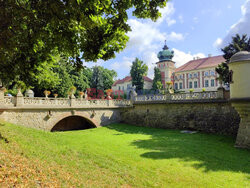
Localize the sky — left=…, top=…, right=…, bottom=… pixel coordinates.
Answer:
left=86, top=0, right=250, bottom=79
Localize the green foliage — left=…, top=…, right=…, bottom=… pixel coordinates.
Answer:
left=91, top=66, right=104, bottom=92
left=98, top=67, right=117, bottom=90
left=130, top=58, right=148, bottom=92
left=152, top=67, right=162, bottom=90
left=216, top=34, right=250, bottom=84
left=215, top=62, right=230, bottom=84
left=0, top=0, right=169, bottom=86
left=222, top=34, right=250, bottom=62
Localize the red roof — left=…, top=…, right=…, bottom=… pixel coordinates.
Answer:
left=174, top=55, right=225, bottom=73
left=112, top=76, right=152, bottom=86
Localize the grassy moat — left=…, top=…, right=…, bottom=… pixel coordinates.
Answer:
left=0, top=122, right=249, bottom=187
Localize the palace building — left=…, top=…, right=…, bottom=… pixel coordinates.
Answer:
left=112, top=76, right=153, bottom=93
left=156, top=43, right=226, bottom=92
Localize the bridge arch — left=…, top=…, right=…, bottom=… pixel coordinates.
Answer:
left=49, top=111, right=100, bottom=132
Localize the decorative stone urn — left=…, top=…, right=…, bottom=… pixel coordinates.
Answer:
left=229, top=51, right=250, bottom=149
left=25, top=89, right=34, bottom=98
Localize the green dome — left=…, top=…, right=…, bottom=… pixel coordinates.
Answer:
left=157, top=44, right=174, bottom=62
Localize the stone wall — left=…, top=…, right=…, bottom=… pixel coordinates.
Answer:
left=0, top=108, right=121, bottom=131
left=121, top=101, right=240, bottom=136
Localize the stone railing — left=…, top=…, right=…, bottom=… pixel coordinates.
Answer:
left=134, top=90, right=224, bottom=103
left=1, top=95, right=132, bottom=108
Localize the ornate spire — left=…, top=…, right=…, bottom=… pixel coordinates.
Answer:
left=157, top=41, right=174, bottom=62
left=163, top=40, right=169, bottom=50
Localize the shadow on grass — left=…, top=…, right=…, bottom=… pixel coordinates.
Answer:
left=106, top=123, right=250, bottom=174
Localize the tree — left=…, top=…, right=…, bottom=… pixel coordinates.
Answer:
left=216, top=34, right=250, bottom=84
left=215, top=62, right=229, bottom=85
left=152, top=67, right=162, bottom=90
left=99, top=67, right=117, bottom=90
left=130, top=58, right=148, bottom=92
left=0, top=0, right=169, bottom=86
left=91, top=66, right=104, bottom=92
left=222, top=34, right=250, bottom=63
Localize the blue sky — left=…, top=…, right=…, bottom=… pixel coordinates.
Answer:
left=86, top=0, right=250, bottom=79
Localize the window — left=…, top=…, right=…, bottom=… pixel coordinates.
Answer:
left=179, top=82, right=183, bottom=89
left=189, top=73, right=192, bottom=78
left=174, top=76, right=178, bottom=80
left=211, top=79, right=215, bottom=87
left=194, top=81, right=198, bottom=88
left=189, top=81, right=193, bottom=88
left=193, top=73, right=198, bottom=78
left=179, top=75, right=183, bottom=79
left=205, top=71, right=209, bottom=76
left=210, top=71, right=215, bottom=76
left=122, top=86, right=124, bottom=91
left=119, top=86, right=121, bottom=90
left=205, top=80, right=209, bottom=87
left=174, top=83, right=178, bottom=90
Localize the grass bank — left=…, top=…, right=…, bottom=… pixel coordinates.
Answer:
left=0, top=122, right=249, bottom=187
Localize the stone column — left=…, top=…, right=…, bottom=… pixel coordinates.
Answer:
left=15, top=88, right=24, bottom=107
left=0, top=87, right=5, bottom=105
left=229, top=51, right=250, bottom=149
left=217, top=87, right=225, bottom=99
left=70, top=98, right=75, bottom=107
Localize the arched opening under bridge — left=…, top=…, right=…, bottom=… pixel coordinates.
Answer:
left=51, top=115, right=96, bottom=132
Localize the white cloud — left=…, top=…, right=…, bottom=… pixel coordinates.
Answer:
left=157, top=3, right=176, bottom=26
left=110, top=57, right=133, bottom=72
left=127, top=19, right=166, bottom=52
left=126, top=2, right=183, bottom=53
left=213, top=38, right=223, bottom=48
left=142, top=51, right=159, bottom=79
left=219, top=0, right=250, bottom=48
left=172, top=48, right=205, bottom=68
left=166, top=32, right=184, bottom=41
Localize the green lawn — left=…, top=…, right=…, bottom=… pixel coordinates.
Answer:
left=0, top=122, right=249, bottom=187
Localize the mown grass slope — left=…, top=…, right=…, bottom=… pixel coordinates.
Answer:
left=0, top=122, right=249, bottom=187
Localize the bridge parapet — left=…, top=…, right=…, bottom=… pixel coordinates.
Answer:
left=1, top=94, right=132, bottom=109
left=134, top=90, right=226, bottom=103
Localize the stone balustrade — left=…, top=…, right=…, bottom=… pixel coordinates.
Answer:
left=134, top=91, right=223, bottom=103
left=1, top=94, right=132, bottom=109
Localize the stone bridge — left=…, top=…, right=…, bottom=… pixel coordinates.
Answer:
left=0, top=93, right=132, bottom=131
left=0, top=84, right=249, bottom=149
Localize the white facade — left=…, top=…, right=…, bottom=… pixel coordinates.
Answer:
left=112, top=76, right=153, bottom=93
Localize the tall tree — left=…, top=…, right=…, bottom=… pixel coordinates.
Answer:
left=152, top=67, right=162, bottom=90
left=0, top=0, right=169, bottom=86
left=216, top=34, right=250, bottom=84
left=91, top=66, right=104, bottom=92
left=130, top=58, right=148, bottom=92
left=99, top=67, right=117, bottom=90
left=222, top=34, right=250, bottom=63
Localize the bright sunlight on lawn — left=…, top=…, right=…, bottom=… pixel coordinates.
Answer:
left=0, top=122, right=249, bottom=187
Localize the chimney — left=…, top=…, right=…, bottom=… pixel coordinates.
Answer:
left=208, top=54, right=212, bottom=57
